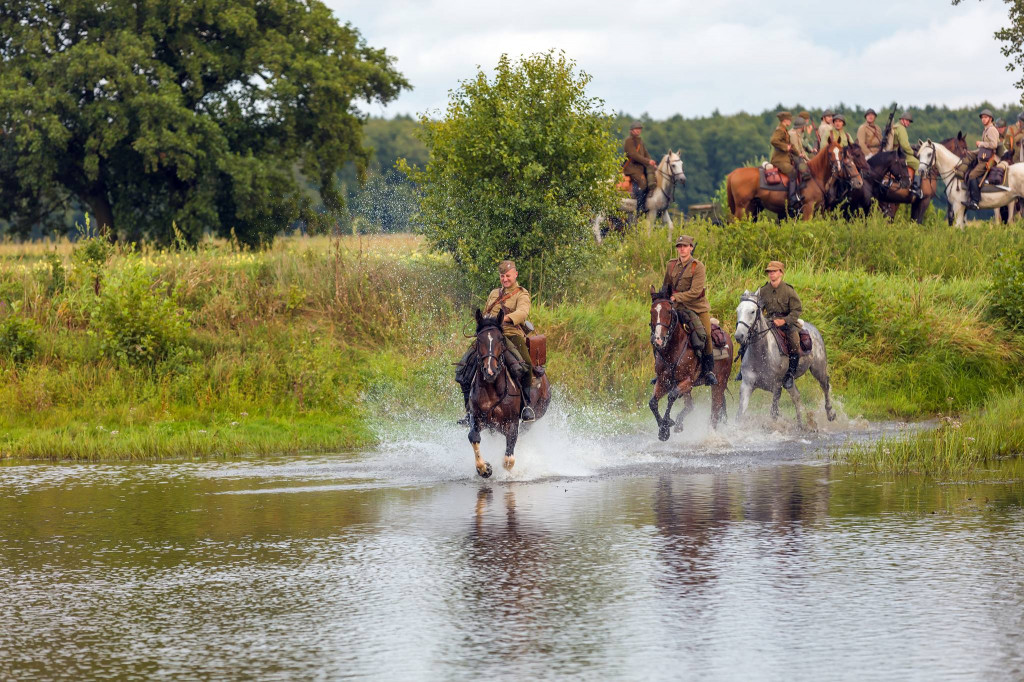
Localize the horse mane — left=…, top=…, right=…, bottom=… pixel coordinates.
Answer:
left=806, top=140, right=833, bottom=177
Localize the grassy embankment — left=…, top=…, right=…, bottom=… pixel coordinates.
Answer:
left=1, top=214, right=1023, bottom=467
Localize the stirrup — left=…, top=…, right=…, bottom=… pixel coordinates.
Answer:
left=457, top=413, right=470, bottom=426
left=521, top=405, right=536, bottom=422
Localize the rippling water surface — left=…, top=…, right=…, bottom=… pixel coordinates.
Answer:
left=2, top=413, right=1023, bottom=680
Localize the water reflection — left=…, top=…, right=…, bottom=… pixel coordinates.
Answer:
left=0, top=457, right=1022, bottom=679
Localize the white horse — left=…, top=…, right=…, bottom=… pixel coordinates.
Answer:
left=734, top=291, right=836, bottom=429
left=927, top=139, right=1024, bottom=227
left=592, top=151, right=686, bottom=242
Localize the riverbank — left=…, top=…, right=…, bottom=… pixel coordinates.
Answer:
left=1, top=217, right=1023, bottom=468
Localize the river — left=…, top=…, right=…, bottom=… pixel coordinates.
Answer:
left=2, top=412, right=1023, bottom=680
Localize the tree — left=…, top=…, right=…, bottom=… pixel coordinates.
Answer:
left=401, top=50, right=620, bottom=289
left=0, top=1, right=408, bottom=245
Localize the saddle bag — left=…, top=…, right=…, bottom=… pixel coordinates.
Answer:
left=764, top=166, right=784, bottom=185
left=986, top=164, right=1006, bottom=185
left=527, top=334, right=547, bottom=367
left=710, top=323, right=729, bottom=348
left=978, top=147, right=995, bottom=164
left=799, top=329, right=813, bottom=353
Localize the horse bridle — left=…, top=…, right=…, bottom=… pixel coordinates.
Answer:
left=735, top=296, right=772, bottom=344
left=650, top=299, right=676, bottom=349
left=654, top=154, right=684, bottom=202
left=476, top=327, right=506, bottom=381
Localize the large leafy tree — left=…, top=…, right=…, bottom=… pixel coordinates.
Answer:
left=402, top=50, right=620, bottom=290
left=0, top=0, right=408, bottom=244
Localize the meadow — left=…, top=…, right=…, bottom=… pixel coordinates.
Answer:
left=1, top=214, right=1023, bottom=472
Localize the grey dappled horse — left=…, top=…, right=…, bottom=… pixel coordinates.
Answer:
left=734, top=291, right=836, bottom=428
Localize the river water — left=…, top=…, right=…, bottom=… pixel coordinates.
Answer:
left=2, top=410, right=1023, bottom=680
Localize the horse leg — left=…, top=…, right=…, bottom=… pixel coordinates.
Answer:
left=468, top=419, right=491, bottom=477
left=810, top=362, right=837, bottom=422
left=673, top=392, right=694, bottom=433
left=662, top=210, right=673, bottom=231
left=787, top=384, right=805, bottom=430
left=503, top=421, right=519, bottom=471
left=738, top=379, right=754, bottom=422
left=770, top=386, right=782, bottom=421
left=711, top=380, right=727, bottom=429
left=591, top=214, right=604, bottom=243
left=659, top=387, right=680, bottom=441
left=649, top=384, right=669, bottom=438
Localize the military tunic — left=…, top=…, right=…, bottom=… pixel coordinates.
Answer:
left=663, top=256, right=713, bottom=355
left=789, top=128, right=806, bottom=158
left=756, top=281, right=802, bottom=352
left=817, top=121, right=833, bottom=150
left=623, top=135, right=653, bottom=190
left=857, top=122, right=883, bottom=156
left=892, top=123, right=919, bottom=171
left=802, top=128, right=819, bottom=156
left=969, top=123, right=1001, bottom=182
left=769, top=124, right=794, bottom=176
left=484, top=285, right=533, bottom=376
left=827, top=129, right=854, bottom=148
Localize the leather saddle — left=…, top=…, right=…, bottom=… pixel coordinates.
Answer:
left=771, top=325, right=813, bottom=356
left=759, top=165, right=789, bottom=190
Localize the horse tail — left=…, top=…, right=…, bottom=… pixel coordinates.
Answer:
left=726, top=174, right=736, bottom=218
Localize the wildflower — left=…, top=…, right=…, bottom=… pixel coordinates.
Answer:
left=966, top=437, right=976, bottom=443
left=240, top=412, right=249, bottom=417
left=198, top=429, right=207, bottom=434
left=230, top=421, right=239, bottom=427
left=110, top=430, right=119, bottom=436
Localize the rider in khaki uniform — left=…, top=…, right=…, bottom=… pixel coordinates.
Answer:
left=890, top=112, right=922, bottom=198
left=456, top=260, right=536, bottom=423
left=967, top=109, right=1000, bottom=210
left=769, top=111, right=801, bottom=206
left=757, top=261, right=803, bottom=389
left=662, top=235, right=718, bottom=386
left=857, top=108, right=883, bottom=157
left=827, top=113, right=854, bottom=147
left=623, top=121, right=657, bottom=216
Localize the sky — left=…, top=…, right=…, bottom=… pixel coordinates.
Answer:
left=331, top=0, right=1021, bottom=119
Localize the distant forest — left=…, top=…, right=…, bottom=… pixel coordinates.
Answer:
left=343, top=103, right=1024, bottom=232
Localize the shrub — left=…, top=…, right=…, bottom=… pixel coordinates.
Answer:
left=89, top=262, right=191, bottom=365
left=989, top=246, right=1024, bottom=329
left=0, top=312, right=40, bottom=364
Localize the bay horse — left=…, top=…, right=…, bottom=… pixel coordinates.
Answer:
left=726, top=139, right=843, bottom=220
left=592, top=151, right=686, bottom=242
left=648, top=286, right=733, bottom=442
left=466, top=309, right=551, bottom=478
left=876, top=134, right=967, bottom=223
left=733, top=291, right=835, bottom=429
left=836, top=146, right=910, bottom=216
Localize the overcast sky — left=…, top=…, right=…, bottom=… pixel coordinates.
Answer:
left=330, top=0, right=1021, bottom=119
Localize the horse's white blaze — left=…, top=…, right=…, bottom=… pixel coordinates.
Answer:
left=653, top=303, right=666, bottom=346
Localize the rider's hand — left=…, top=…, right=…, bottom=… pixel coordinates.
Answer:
left=649, top=159, right=656, bottom=166
left=773, top=318, right=786, bottom=327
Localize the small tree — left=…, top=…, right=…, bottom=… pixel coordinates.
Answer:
left=401, top=50, right=620, bottom=291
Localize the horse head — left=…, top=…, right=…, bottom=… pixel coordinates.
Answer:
left=734, top=291, right=761, bottom=345
left=840, top=146, right=864, bottom=189
left=941, top=132, right=968, bottom=158
left=666, top=150, right=686, bottom=186
left=827, top=139, right=844, bottom=179
left=917, top=139, right=936, bottom=176
left=473, top=308, right=506, bottom=382
left=649, top=285, right=675, bottom=351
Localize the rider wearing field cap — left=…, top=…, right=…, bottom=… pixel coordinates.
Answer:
left=891, top=111, right=921, bottom=198
left=799, top=111, right=818, bottom=154
left=828, top=113, right=854, bottom=147
left=967, top=109, right=1000, bottom=210
left=624, top=121, right=657, bottom=216
left=770, top=111, right=801, bottom=207
left=757, top=261, right=803, bottom=390
left=818, top=110, right=834, bottom=151
left=663, top=235, right=718, bottom=386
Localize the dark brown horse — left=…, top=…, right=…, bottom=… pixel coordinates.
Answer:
left=467, top=309, right=551, bottom=477
left=726, top=139, right=843, bottom=220
left=648, top=287, right=733, bottom=442
left=834, top=145, right=910, bottom=216
left=878, top=133, right=968, bottom=222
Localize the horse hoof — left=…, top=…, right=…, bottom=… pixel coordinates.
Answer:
left=673, top=422, right=683, bottom=432
left=658, top=427, right=670, bottom=442
left=662, top=418, right=675, bottom=428
left=827, top=410, right=837, bottom=422
left=503, top=456, right=515, bottom=471
left=477, top=463, right=493, bottom=479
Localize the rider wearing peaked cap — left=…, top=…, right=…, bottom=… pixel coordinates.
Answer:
left=967, top=109, right=1000, bottom=209
left=662, top=235, right=718, bottom=386
left=756, top=261, right=803, bottom=389
left=891, top=111, right=921, bottom=197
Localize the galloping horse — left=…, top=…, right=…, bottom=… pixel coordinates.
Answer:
left=648, top=286, right=733, bottom=441
left=726, top=139, right=843, bottom=220
left=592, top=151, right=687, bottom=242
left=927, top=139, right=1024, bottom=227
left=733, top=291, right=835, bottom=429
left=466, top=309, right=551, bottom=478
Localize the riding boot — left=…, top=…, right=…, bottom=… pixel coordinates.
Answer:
left=782, top=351, right=800, bottom=390
left=700, top=352, right=718, bottom=386
left=966, top=178, right=980, bottom=210
left=520, top=381, right=536, bottom=422
left=788, top=177, right=801, bottom=209
left=457, top=382, right=472, bottom=426
left=734, top=344, right=747, bottom=381
left=910, top=171, right=924, bottom=199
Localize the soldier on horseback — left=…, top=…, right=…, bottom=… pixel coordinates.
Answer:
left=817, top=110, right=834, bottom=150
left=770, top=111, right=803, bottom=207
left=799, top=111, right=819, bottom=155
left=456, top=260, right=537, bottom=424
left=889, top=112, right=922, bottom=198
left=662, top=235, right=718, bottom=386
left=966, top=109, right=1000, bottom=211
left=857, top=109, right=883, bottom=158
left=623, top=121, right=657, bottom=217
left=758, top=261, right=803, bottom=389
left=790, top=116, right=812, bottom=186
left=827, top=113, right=854, bottom=147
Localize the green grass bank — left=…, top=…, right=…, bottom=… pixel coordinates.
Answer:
left=1, top=215, right=1023, bottom=469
